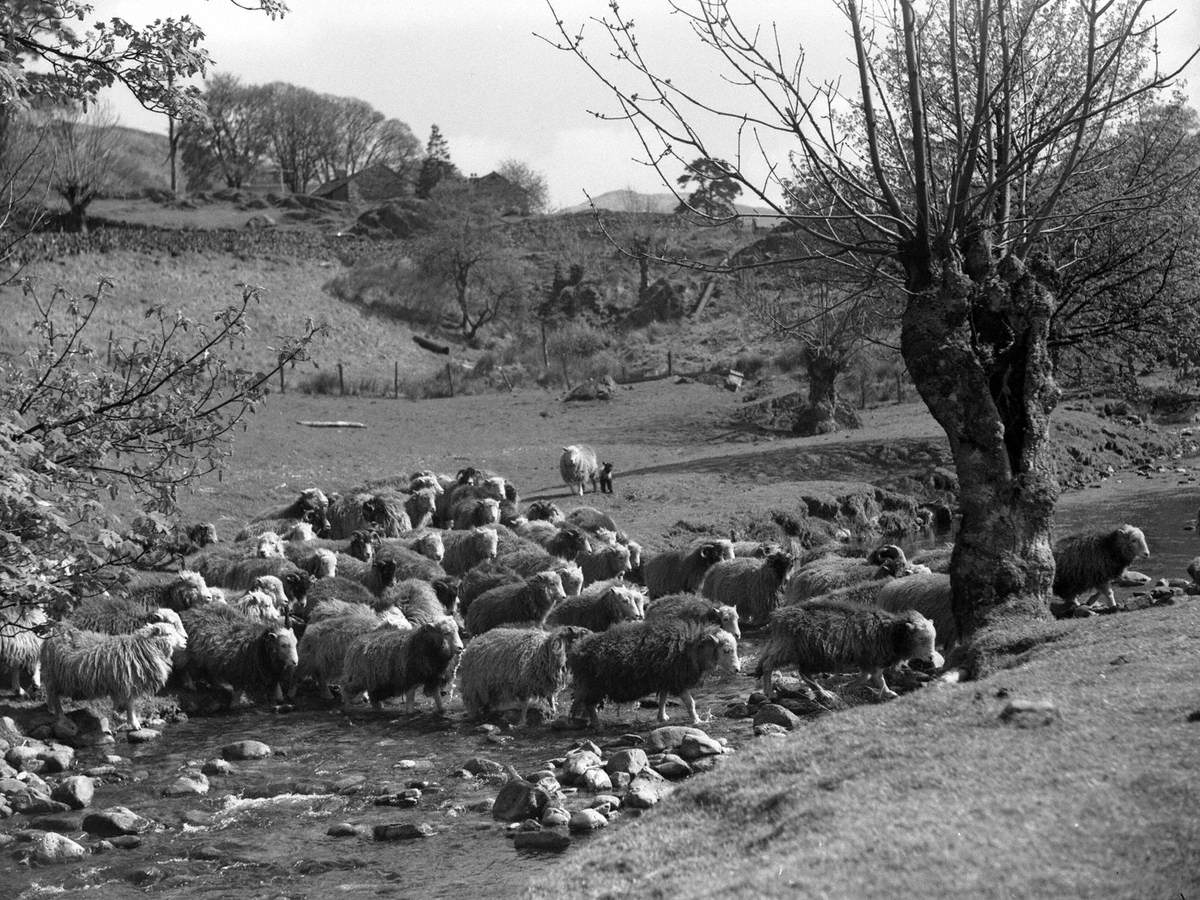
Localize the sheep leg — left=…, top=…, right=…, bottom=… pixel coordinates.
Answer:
left=44, top=687, right=63, bottom=719
left=271, top=681, right=284, bottom=702
left=432, top=687, right=445, bottom=715
left=9, top=667, right=24, bottom=698
left=404, top=687, right=417, bottom=714
left=124, top=701, right=141, bottom=731
left=656, top=691, right=670, bottom=722
left=760, top=666, right=775, bottom=700
left=867, top=668, right=898, bottom=700
left=679, top=689, right=701, bottom=725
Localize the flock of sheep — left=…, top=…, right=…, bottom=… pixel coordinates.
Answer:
left=0, top=445, right=1153, bottom=735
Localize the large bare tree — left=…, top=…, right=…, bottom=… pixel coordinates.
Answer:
left=547, top=1, right=1199, bottom=665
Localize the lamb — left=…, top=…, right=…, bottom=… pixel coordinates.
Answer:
left=1053, top=524, right=1150, bottom=608
left=465, top=571, right=567, bottom=635
left=642, top=539, right=736, bottom=599
left=451, top=497, right=502, bottom=530
left=338, top=617, right=464, bottom=713
left=439, top=527, right=500, bottom=576
left=598, top=462, right=614, bottom=494
left=643, top=592, right=741, bottom=639
left=526, top=500, right=564, bottom=523
left=756, top=599, right=944, bottom=702
left=545, top=583, right=643, bottom=631
left=295, top=606, right=390, bottom=700
left=327, top=492, right=411, bottom=540
left=559, top=445, right=600, bottom=496
left=0, top=601, right=47, bottom=697
left=178, top=605, right=298, bottom=707
left=458, top=626, right=593, bottom=725
left=567, top=619, right=741, bottom=726
left=381, top=578, right=455, bottom=625
left=194, top=556, right=310, bottom=606
left=40, top=610, right=188, bottom=729
left=700, top=549, right=794, bottom=627
left=874, top=573, right=957, bottom=651
left=123, top=570, right=210, bottom=612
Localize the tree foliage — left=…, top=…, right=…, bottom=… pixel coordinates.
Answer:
left=415, top=124, right=461, bottom=199
left=497, top=158, right=549, bottom=214
left=675, top=157, right=741, bottom=218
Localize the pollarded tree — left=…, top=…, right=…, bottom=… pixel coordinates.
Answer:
left=547, top=1, right=1199, bottom=663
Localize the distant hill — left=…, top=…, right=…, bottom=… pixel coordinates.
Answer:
left=560, top=188, right=781, bottom=227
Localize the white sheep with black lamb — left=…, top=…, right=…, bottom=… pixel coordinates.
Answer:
left=465, top=571, right=566, bottom=635
left=0, top=601, right=47, bottom=697
left=40, top=609, right=188, bottom=729
left=1053, top=524, right=1150, bottom=608
left=559, top=445, right=600, bottom=496
left=700, top=549, right=794, bottom=627
left=338, top=617, right=464, bottom=713
left=643, top=592, right=741, bottom=639
left=874, top=573, right=957, bottom=651
left=756, top=599, right=944, bottom=702
left=567, top=618, right=741, bottom=726
left=439, top=527, right=500, bottom=576
left=178, top=604, right=298, bottom=708
left=642, top=538, right=736, bottom=599
left=544, top=582, right=643, bottom=631
left=458, top=625, right=593, bottom=725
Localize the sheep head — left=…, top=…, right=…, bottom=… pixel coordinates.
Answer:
left=697, top=629, right=741, bottom=675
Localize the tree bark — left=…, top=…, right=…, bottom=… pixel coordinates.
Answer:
left=901, top=252, right=1059, bottom=668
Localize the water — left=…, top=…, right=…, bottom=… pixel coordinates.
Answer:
left=6, top=473, right=1198, bottom=899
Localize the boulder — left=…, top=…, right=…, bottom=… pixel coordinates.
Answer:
left=460, top=757, right=505, bottom=777
left=221, top=740, right=271, bottom=761
left=82, top=806, right=152, bottom=837
left=561, top=750, right=603, bottom=784
left=492, top=780, right=550, bottom=823
left=162, top=773, right=209, bottom=797
left=604, top=748, right=649, bottom=777
left=372, top=822, right=435, bottom=841
left=38, top=747, right=75, bottom=773
left=753, top=703, right=802, bottom=731
left=569, top=808, right=609, bottom=833
left=650, top=754, right=693, bottom=779
left=51, top=776, right=95, bottom=810
left=999, top=699, right=1061, bottom=728
left=646, top=725, right=711, bottom=753
left=201, top=759, right=233, bottom=777
left=540, top=806, right=570, bottom=828
left=29, top=831, right=87, bottom=864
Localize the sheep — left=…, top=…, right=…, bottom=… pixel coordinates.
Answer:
left=294, top=606, right=389, bottom=701
left=438, top=475, right=506, bottom=527
left=567, top=619, right=741, bottom=726
left=731, top=540, right=784, bottom=558
left=783, top=551, right=897, bottom=603
left=700, top=549, right=794, bottom=627
left=250, top=488, right=330, bottom=525
left=287, top=546, right=338, bottom=579
left=236, top=507, right=328, bottom=542
left=496, top=549, right=584, bottom=596
left=874, top=573, right=957, bottom=651
left=40, top=610, right=187, bottom=729
left=545, top=583, right=643, bottom=631
left=338, top=617, right=464, bottom=714
left=458, top=626, right=593, bottom=725
left=565, top=506, right=619, bottom=533
left=327, top=492, right=411, bottom=540
left=178, top=605, right=298, bottom=707
left=124, top=570, right=210, bottom=612
left=514, top=521, right=591, bottom=561
left=493, top=524, right=543, bottom=557
left=228, top=587, right=284, bottom=623
left=556, top=561, right=584, bottom=597
left=280, top=521, right=317, bottom=542
left=644, top=592, right=741, bottom=639
left=526, top=500, right=564, bottom=523
left=1053, top=524, right=1150, bottom=608
left=465, top=571, right=566, bottom=635
left=194, top=556, right=310, bottom=607
left=451, top=497, right=501, bottom=530
left=559, top=445, right=600, bottom=496
left=756, top=599, right=944, bottom=702
left=254, top=532, right=286, bottom=558
left=302, top=576, right=378, bottom=615
left=69, top=595, right=182, bottom=635
left=385, top=531, right=445, bottom=564
left=575, top=536, right=632, bottom=586
left=459, top=562, right=525, bottom=615
left=404, top=488, right=439, bottom=531
left=361, top=548, right=446, bottom=593
left=642, top=539, right=736, bottom=599
left=439, top=527, right=500, bottom=576
left=0, top=601, right=47, bottom=697
left=381, top=578, right=454, bottom=625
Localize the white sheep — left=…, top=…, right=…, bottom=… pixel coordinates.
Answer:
left=559, top=445, right=600, bottom=496
left=700, top=549, right=794, bottom=626
left=0, top=601, right=47, bottom=697
left=338, top=617, right=464, bottom=713
left=458, top=626, right=593, bottom=724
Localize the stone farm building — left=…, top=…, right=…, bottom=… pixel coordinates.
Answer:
left=313, top=164, right=410, bottom=203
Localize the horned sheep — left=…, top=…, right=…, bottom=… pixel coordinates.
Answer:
left=756, top=599, right=943, bottom=702
left=40, top=609, right=188, bottom=729
left=567, top=619, right=741, bottom=726
left=544, top=583, right=644, bottom=632
left=700, top=549, right=794, bottom=626
left=559, top=445, right=600, bottom=496
left=338, top=617, right=464, bottom=713
left=178, top=605, right=298, bottom=707
left=1053, top=524, right=1150, bottom=608
left=464, top=571, right=566, bottom=635
left=642, top=539, right=735, bottom=600
left=458, top=626, right=592, bottom=725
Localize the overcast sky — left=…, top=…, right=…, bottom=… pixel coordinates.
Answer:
left=98, top=1, right=1200, bottom=209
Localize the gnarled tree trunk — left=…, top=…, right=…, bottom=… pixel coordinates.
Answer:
left=901, top=251, right=1059, bottom=667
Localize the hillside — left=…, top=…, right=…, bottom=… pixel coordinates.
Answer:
left=561, top=187, right=780, bottom=226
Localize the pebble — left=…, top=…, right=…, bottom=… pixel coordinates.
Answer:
left=221, top=740, right=271, bottom=761
left=580, top=767, right=613, bottom=793
left=82, top=806, right=153, bottom=837
left=568, top=808, right=608, bottom=833
left=650, top=754, right=693, bottom=778
left=492, top=780, right=550, bottom=823
left=372, top=822, right=435, bottom=841
left=162, top=773, right=209, bottom=797
left=999, top=699, right=1061, bottom=728
left=604, top=748, right=649, bottom=777
left=754, top=723, right=791, bottom=738
left=126, top=729, right=161, bottom=744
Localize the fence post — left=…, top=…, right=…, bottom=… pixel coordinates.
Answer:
left=394, top=360, right=399, bottom=398
left=338, top=362, right=345, bottom=396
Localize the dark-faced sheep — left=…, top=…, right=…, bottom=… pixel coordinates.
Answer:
left=874, top=573, right=956, bottom=651
left=465, top=571, right=566, bottom=635
left=246, top=488, right=331, bottom=537
left=515, top=521, right=590, bottom=561
left=642, top=539, right=736, bottom=600
left=526, top=500, right=564, bottom=523
left=440, top=527, right=500, bottom=576
left=576, top=537, right=633, bottom=586
left=295, top=606, right=390, bottom=700
left=756, top=599, right=943, bottom=702
left=327, top=492, right=411, bottom=540
left=644, top=592, right=741, bottom=639
left=559, top=445, right=600, bottom=496
left=40, top=610, right=188, bottom=729
left=700, top=550, right=794, bottom=627
left=404, top=488, right=439, bottom=531
left=338, top=617, right=464, bottom=713
left=458, top=626, right=592, bottom=725
left=360, top=549, right=446, bottom=595
left=178, top=605, right=298, bottom=708
left=545, top=583, right=643, bottom=631
left=0, top=601, right=47, bottom=697
left=1053, top=524, right=1150, bottom=608
left=567, top=619, right=741, bottom=726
